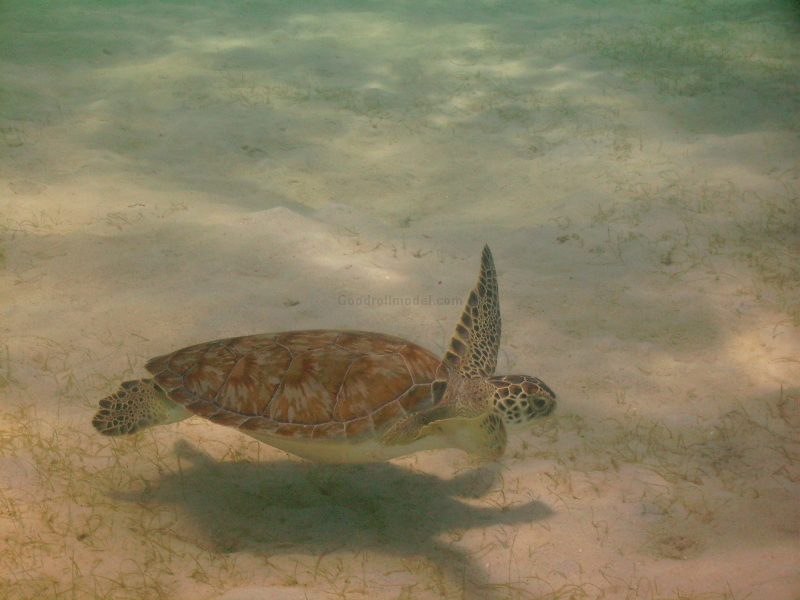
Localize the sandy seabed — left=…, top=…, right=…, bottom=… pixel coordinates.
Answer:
left=1, top=0, right=800, bottom=598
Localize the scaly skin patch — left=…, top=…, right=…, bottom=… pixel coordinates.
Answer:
left=92, top=379, right=191, bottom=435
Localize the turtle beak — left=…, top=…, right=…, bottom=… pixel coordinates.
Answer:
left=531, top=392, right=556, bottom=418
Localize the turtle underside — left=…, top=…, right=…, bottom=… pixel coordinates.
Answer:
left=146, top=330, right=450, bottom=441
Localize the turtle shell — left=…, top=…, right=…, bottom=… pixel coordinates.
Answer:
left=146, top=330, right=449, bottom=440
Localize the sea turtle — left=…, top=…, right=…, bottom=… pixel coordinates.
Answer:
left=92, top=245, right=555, bottom=463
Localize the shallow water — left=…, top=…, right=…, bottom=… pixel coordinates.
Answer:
left=1, top=0, right=799, bottom=598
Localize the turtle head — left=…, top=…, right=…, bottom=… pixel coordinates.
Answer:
left=487, top=375, right=556, bottom=431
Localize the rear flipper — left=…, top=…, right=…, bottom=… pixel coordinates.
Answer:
left=92, top=379, right=192, bottom=436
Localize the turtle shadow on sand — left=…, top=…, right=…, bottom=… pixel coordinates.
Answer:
left=117, top=439, right=555, bottom=598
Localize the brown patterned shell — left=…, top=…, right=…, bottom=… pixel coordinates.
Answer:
left=145, top=330, right=449, bottom=440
